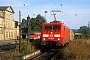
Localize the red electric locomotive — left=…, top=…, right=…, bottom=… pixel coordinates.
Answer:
left=41, top=15, right=70, bottom=51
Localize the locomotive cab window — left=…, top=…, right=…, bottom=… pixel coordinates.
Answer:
left=44, top=25, right=60, bottom=30
left=53, top=25, right=60, bottom=30
left=44, top=25, right=52, bottom=30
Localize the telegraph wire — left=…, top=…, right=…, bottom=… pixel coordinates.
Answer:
left=51, top=0, right=59, bottom=10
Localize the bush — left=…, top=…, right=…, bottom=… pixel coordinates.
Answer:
left=62, top=39, right=90, bottom=60
left=20, top=40, right=35, bottom=54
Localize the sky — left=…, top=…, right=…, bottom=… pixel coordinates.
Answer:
left=0, top=0, right=90, bottom=29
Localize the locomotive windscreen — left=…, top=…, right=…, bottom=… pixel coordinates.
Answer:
left=44, top=25, right=60, bottom=30
left=30, top=33, right=34, bottom=36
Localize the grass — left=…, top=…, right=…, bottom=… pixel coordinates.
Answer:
left=63, top=39, right=90, bottom=60
left=0, top=39, right=36, bottom=60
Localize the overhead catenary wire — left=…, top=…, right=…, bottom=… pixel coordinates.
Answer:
left=51, top=0, right=59, bottom=10
left=50, top=0, right=71, bottom=28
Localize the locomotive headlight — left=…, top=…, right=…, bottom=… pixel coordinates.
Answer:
left=43, top=38, right=46, bottom=40
left=56, top=38, right=60, bottom=40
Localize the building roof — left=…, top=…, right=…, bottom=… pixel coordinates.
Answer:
left=0, top=6, right=14, bottom=13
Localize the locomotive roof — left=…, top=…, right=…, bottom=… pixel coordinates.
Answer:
left=43, top=20, right=62, bottom=25
left=43, top=20, right=70, bottom=29
left=50, top=20, right=61, bottom=23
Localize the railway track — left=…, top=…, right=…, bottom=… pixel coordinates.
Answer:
left=0, top=44, right=16, bottom=54
left=51, top=50, right=63, bottom=60
left=29, top=50, right=61, bottom=60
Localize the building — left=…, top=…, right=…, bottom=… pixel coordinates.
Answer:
left=0, top=6, right=19, bottom=40
left=21, top=18, right=28, bottom=39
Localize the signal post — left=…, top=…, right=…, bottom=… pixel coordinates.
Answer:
left=27, top=15, right=30, bottom=43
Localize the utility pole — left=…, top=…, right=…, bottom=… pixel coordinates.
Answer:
left=19, top=10, right=21, bottom=53
left=44, top=11, right=48, bottom=20
left=27, top=15, right=30, bottom=42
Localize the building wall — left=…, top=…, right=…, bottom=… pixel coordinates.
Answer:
left=0, top=10, right=4, bottom=40
left=0, top=6, right=19, bottom=40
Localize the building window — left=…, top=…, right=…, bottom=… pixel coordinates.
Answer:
left=6, top=32, right=8, bottom=37
left=11, top=32, right=13, bottom=38
left=2, top=20, right=4, bottom=26
left=0, top=30, right=1, bottom=34
left=9, top=32, right=10, bottom=37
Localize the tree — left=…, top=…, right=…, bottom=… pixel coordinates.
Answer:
left=30, top=14, right=46, bottom=32
left=80, top=26, right=90, bottom=37
left=30, top=18, right=36, bottom=31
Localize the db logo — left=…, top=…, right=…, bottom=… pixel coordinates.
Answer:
left=50, top=32, right=53, bottom=37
